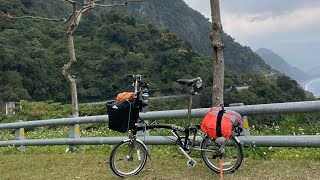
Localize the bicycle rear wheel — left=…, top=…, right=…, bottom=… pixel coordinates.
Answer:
left=201, top=136, right=243, bottom=173
left=109, top=139, right=148, bottom=177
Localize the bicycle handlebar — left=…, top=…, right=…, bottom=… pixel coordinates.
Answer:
left=135, top=123, right=186, bottom=132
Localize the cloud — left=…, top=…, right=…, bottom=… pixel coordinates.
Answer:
left=221, top=4, right=320, bottom=40
left=183, top=0, right=320, bottom=70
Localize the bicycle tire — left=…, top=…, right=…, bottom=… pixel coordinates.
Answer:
left=109, top=139, right=148, bottom=177
left=200, top=136, right=243, bottom=173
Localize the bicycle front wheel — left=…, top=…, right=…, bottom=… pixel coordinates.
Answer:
left=201, top=136, right=243, bottom=173
left=109, top=140, right=148, bottom=177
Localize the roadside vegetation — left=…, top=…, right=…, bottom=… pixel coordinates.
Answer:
left=1, top=124, right=320, bottom=179
left=1, top=100, right=320, bottom=179
left=1, top=153, right=320, bottom=179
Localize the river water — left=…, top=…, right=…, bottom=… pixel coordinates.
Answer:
left=304, top=78, right=320, bottom=98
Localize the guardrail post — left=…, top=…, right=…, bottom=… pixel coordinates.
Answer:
left=15, top=120, right=26, bottom=151
left=229, top=103, right=250, bottom=136
left=138, top=106, right=151, bottom=153
left=66, top=124, right=81, bottom=152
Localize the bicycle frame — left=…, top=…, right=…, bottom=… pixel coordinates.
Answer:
left=129, top=75, right=225, bottom=153
left=130, top=75, right=200, bottom=152
left=109, top=75, right=244, bottom=177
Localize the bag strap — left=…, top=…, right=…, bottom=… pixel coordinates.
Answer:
left=127, top=100, right=132, bottom=132
left=216, top=110, right=225, bottom=137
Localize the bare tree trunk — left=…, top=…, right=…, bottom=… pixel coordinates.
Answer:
left=63, top=23, right=79, bottom=117
left=62, top=2, right=82, bottom=117
left=2, top=0, right=146, bottom=117
left=210, top=0, right=225, bottom=107
left=62, top=0, right=145, bottom=117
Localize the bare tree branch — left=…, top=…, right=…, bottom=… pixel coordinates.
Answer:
left=65, top=0, right=75, bottom=4
left=94, top=0, right=147, bottom=8
left=72, top=1, right=77, bottom=24
left=127, top=0, right=147, bottom=2
left=64, top=13, right=74, bottom=24
left=4, top=13, right=66, bottom=22
left=63, top=0, right=82, bottom=8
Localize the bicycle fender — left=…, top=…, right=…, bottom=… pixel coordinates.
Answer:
left=122, top=139, right=152, bottom=160
left=135, top=139, right=152, bottom=160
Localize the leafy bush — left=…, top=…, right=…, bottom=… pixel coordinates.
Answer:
left=0, top=101, right=105, bottom=123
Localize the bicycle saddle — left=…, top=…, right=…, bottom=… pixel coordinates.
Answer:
left=177, top=77, right=202, bottom=88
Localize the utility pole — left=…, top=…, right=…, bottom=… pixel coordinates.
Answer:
left=210, top=0, right=225, bottom=107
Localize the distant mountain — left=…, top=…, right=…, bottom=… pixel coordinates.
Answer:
left=117, top=0, right=272, bottom=74
left=307, top=65, right=320, bottom=78
left=255, top=48, right=310, bottom=83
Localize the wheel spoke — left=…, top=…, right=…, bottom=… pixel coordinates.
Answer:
left=110, top=140, right=147, bottom=177
left=137, top=149, right=141, bottom=161
left=201, top=137, right=243, bottom=173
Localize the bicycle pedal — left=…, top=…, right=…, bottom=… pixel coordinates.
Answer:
left=178, top=147, right=197, bottom=167
left=187, top=159, right=197, bottom=168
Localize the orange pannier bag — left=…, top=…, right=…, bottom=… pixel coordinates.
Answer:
left=115, top=92, right=135, bottom=102
left=201, top=107, right=242, bottom=139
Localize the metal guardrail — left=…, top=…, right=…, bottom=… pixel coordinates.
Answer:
left=1, top=100, right=320, bottom=130
left=1, top=100, right=320, bottom=148
left=1, top=136, right=320, bottom=147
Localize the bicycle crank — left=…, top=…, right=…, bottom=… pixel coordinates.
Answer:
left=178, top=147, right=197, bottom=167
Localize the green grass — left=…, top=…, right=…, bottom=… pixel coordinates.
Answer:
left=0, top=150, right=320, bottom=180
left=1, top=115, right=320, bottom=179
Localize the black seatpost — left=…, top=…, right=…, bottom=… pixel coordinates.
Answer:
left=186, top=86, right=195, bottom=127
left=187, top=94, right=193, bottom=127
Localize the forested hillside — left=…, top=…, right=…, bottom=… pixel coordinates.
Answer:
left=0, top=0, right=309, bottom=106
left=0, top=0, right=213, bottom=102
left=116, top=0, right=272, bottom=74
left=9, top=0, right=273, bottom=75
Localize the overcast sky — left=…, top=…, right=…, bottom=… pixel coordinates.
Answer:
left=183, top=0, right=320, bottom=71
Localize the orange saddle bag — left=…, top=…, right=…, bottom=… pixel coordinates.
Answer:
left=201, top=107, right=242, bottom=139
left=115, top=92, right=135, bottom=102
